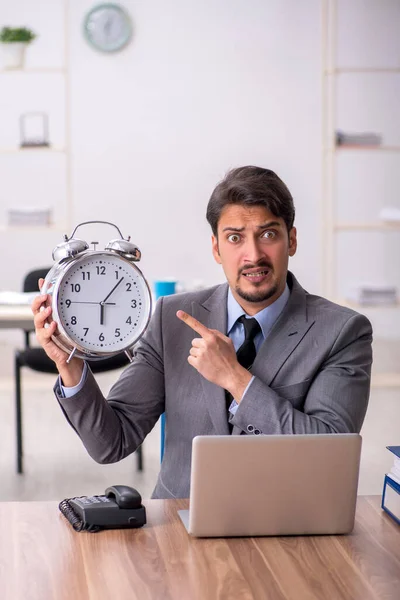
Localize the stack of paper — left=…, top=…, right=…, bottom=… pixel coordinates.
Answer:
left=379, top=206, right=400, bottom=223
left=0, top=291, right=38, bottom=305
left=382, top=446, right=400, bottom=525
left=335, top=130, right=383, bottom=147
left=346, top=285, right=398, bottom=306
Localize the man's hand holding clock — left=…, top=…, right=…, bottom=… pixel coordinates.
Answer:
left=32, top=280, right=84, bottom=388
left=33, top=274, right=130, bottom=387
left=30, top=221, right=152, bottom=388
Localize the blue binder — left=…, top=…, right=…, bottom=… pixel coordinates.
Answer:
left=387, top=446, right=400, bottom=459
left=382, top=474, right=400, bottom=525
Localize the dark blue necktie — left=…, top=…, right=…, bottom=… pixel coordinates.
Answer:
left=226, top=316, right=261, bottom=429
left=236, top=315, right=262, bottom=370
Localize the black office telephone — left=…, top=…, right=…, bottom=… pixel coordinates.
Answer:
left=59, top=485, right=146, bottom=533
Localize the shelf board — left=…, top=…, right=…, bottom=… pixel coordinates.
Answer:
left=335, top=298, right=400, bottom=310
left=338, top=145, right=400, bottom=152
left=0, top=146, right=66, bottom=154
left=0, top=67, right=66, bottom=74
left=334, top=223, right=400, bottom=231
left=324, top=67, right=400, bottom=74
left=325, top=146, right=400, bottom=153
left=371, top=373, right=400, bottom=389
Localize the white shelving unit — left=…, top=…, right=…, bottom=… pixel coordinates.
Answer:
left=325, top=68, right=400, bottom=74
left=0, top=1, right=71, bottom=232
left=0, top=147, right=67, bottom=154
left=322, top=0, right=400, bottom=389
left=334, top=223, right=400, bottom=232
left=332, top=146, right=400, bottom=152
left=0, top=67, right=66, bottom=73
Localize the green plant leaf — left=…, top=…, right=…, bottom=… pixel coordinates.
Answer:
left=0, top=27, right=37, bottom=43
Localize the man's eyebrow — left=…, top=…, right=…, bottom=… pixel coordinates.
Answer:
left=257, top=221, right=282, bottom=229
left=222, top=226, right=245, bottom=232
left=221, top=221, right=282, bottom=233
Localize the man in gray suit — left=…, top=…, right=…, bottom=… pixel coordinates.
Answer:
left=33, top=166, right=373, bottom=499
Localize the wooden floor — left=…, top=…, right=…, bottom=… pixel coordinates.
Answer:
left=0, top=338, right=399, bottom=502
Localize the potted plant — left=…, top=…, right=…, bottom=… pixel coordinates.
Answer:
left=0, top=27, right=37, bottom=69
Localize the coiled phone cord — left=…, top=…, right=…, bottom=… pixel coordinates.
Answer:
left=59, top=498, right=101, bottom=533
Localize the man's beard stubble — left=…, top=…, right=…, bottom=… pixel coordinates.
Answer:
left=234, top=282, right=279, bottom=304
left=234, top=261, right=279, bottom=304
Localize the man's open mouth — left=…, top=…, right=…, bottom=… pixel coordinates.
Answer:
left=243, top=269, right=270, bottom=278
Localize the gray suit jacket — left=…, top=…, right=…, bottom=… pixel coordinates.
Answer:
left=55, top=272, right=373, bottom=499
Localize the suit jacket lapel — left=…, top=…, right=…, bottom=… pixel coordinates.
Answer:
left=252, top=273, right=315, bottom=385
left=192, top=284, right=230, bottom=435
left=190, top=274, right=315, bottom=433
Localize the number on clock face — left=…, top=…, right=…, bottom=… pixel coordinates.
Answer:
left=57, top=256, right=148, bottom=352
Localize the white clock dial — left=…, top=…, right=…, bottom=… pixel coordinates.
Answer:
left=84, top=4, right=132, bottom=53
left=56, top=254, right=150, bottom=354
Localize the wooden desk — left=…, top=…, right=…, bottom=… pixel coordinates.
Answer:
left=1, top=496, right=399, bottom=600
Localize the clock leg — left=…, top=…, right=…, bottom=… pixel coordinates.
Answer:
left=66, top=347, right=78, bottom=364
left=124, top=349, right=134, bottom=362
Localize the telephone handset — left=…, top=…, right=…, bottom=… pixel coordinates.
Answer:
left=59, top=485, right=146, bottom=532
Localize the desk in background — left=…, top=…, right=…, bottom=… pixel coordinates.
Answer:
left=0, top=304, right=33, bottom=330
left=1, top=496, right=400, bottom=600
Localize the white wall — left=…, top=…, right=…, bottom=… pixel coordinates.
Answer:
left=1, top=0, right=399, bottom=340
left=0, top=0, right=322, bottom=295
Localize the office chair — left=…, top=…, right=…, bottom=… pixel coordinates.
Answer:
left=15, top=267, right=144, bottom=474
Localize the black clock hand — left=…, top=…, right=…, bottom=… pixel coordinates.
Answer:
left=99, top=301, right=118, bottom=325
left=100, top=301, right=118, bottom=325
left=100, top=278, right=124, bottom=325
left=102, top=277, right=124, bottom=303
left=69, top=301, right=116, bottom=305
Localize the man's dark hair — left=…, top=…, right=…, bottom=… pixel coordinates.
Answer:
left=206, top=166, right=295, bottom=236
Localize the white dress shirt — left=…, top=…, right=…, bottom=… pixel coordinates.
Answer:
left=226, top=284, right=290, bottom=413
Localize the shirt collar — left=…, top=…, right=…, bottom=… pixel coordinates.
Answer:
left=227, top=283, right=290, bottom=339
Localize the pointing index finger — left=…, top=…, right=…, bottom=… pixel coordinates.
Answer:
left=176, top=310, right=212, bottom=338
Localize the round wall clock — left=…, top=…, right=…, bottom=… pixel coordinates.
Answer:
left=41, top=221, right=152, bottom=362
left=83, top=3, right=132, bottom=53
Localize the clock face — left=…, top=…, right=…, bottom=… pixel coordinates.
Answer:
left=55, top=253, right=151, bottom=354
left=83, top=4, right=132, bottom=53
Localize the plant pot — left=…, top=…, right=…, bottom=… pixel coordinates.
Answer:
left=1, top=42, right=29, bottom=69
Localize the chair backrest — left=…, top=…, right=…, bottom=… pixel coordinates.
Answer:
left=23, top=267, right=51, bottom=293
left=22, top=267, right=51, bottom=346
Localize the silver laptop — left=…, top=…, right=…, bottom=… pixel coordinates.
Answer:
left=178, top=433, right=362, bottom=537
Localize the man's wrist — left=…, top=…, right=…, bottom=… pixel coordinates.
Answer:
left=57, top=358, right=84, bottom=388
left=226, top=366, right=252, bottom=403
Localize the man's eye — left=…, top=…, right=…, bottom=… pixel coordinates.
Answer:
left=227, top=234, right=241, bottom=243
left=262, top=231, right=276, bottom=239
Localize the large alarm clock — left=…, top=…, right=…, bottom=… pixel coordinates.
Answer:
left=41, top=221, right=152, bottom=362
